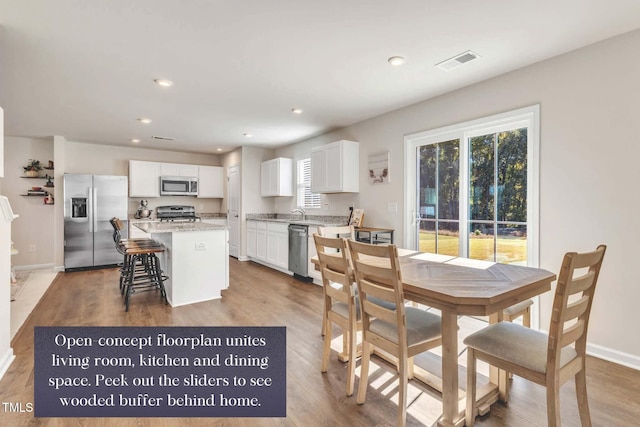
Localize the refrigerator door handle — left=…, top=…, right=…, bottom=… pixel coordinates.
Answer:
left=92, top=187, right=98, bottom=232
left=88, top=187, right=93, bottom=233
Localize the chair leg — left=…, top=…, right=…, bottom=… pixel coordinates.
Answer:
left=398, top=351, right=408, bottom=427
left=346, top=325, right=357, bottom=396
left=575, top=368, right=592, bottom=427
left=523, top=306, right=531, bottom=328
left=321, top=318, right=331, bottom=373
left=546, top=378, right=561, bottom=427
left=466, top=347, right=477, bottom=427
left=407, top=356, right=415, bottom=380
left=356, top=341, right=371, bottom=405
left=321, top=299, right=326, bottom=336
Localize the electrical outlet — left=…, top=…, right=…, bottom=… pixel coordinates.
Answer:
left=28, top=243, right=36, bottom=252
left=195, top=242, right=207, bottom=250
left=387, top=202, right=398, bottom=213
left=199, top=204, right=204, bottom=210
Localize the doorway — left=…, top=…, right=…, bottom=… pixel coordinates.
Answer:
left=227, top=164, right=240, bottom=258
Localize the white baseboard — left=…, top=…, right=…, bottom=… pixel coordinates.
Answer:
left=0, top=348, right=15, bottom=381
left=14, top=263, right=55, bottom=271
left=237, top=256, right=249, bottom=262
left=54, top=265, right=65, bottom=272
left=587, top=342, right=640, bottom=371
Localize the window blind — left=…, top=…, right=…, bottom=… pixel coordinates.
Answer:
left=297, top=158, right=321, bottom=208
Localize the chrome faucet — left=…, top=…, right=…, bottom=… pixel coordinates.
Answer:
left=292, top=208, right=306, bottom=221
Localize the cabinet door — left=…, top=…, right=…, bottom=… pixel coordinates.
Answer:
left=260, top=161, right=273, bottom=196
left=160, top=163, right=199, bottom=177
left=310, top=149, right=327, bottom=193
left=129, top=160, right=160, bottom=197
left=198, top=166, right=224, bottom=198
left=324, top=143, right=343, bottom=191
left=274, top=231, right=289, bottom=269
left=256, top=223, right=267, bottom=261
left=246, top=221, right=257, bottom=258
left=266, top=222, right=289, bottom=269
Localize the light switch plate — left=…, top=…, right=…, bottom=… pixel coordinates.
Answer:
left=195, top=242, right=207, bottom=250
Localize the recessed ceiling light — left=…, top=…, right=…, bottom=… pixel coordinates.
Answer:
left=154, top=79, right=173, bottom=87
left=291, top=108, right=303, bottom=114
left=138, top=118, right=152, bottom=124
left=216, top=148, right=223, bottom=152
left=387, top=56, right=406, bottom=66
left=243, top=133, right=253, bottom=138
left=131, top=139, right=140, bottom=143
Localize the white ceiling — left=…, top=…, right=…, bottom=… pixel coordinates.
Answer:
left=1, top=1, right=640, bottom=154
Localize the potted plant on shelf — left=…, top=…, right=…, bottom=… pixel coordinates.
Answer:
left=23, top=159, right=42, bottom=177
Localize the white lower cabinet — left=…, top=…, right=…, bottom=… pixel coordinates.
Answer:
left=246, top=220, right=289, bottom=271
left=307, top=226, right=321, bottom=284
left=246, top=221, right=257, bottom=258
left=256, top=222, right=267, bottom=261
left=267, top=222, right=289, bottom=270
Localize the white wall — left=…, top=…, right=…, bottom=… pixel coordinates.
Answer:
left=11, top=138, right=226, bottom=269
left=275, top=29, right=640, bottom=367
left=4, top=137, right=55, bottom=267
left=0, top=106, right=15, bottom=380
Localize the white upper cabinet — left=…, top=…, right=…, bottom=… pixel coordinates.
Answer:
left=160, top=162, right=199, bottom=177
left=197, top=165, right=224, bottom=198
left=311, top=140, right=359, bottom=193
left=261, top=158, right=293, bottom=197
left=129, top=160, right=160, bottom=197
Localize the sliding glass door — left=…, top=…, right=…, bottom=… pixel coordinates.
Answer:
left=406, top=106, right=539, bottom=267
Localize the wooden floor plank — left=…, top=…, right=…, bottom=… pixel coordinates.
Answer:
left=1, top=258, right=639, bottom=426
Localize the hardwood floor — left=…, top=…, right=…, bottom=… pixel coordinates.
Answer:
left=1, top=258, right=639, bottom=426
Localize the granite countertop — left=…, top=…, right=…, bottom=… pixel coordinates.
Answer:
left=200, top=213, right=227, bottom=219
left=246, top=213, right=349, bottom=227
left=134, top=222, right=227, bottom=233
left=129, top=212, right=226, bottom=222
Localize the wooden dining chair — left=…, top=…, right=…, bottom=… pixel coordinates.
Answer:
left=347, top=239, right=442, bottom=427
left=317, top=225, right=356, bottom=337
left=464, top=245, right=606, bottom=427
left=313, top=233, right=360, bottom=396
left=317, top=224, right=356, bottom=240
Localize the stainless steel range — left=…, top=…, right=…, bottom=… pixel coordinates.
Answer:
left=156, top=205, right=201, bottom=222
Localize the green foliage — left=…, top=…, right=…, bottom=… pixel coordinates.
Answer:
left=23, top=159, right=42, bottom=171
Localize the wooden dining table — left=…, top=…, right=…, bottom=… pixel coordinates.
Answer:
left=312, top=248, right=556, bottom=427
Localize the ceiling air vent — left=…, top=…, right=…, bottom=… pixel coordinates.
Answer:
left=152, top=136, right=175, bottom=141
left=435, top=50, right=480, bottom=71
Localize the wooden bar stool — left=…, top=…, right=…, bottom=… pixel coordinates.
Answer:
left=110, top=218, right=168, bottom=311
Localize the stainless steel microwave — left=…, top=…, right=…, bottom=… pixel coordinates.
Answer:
left=160, top=176, right=198, bottom=196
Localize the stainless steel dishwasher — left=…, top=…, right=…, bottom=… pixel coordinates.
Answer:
left=288, top=224, right=311, bottom=281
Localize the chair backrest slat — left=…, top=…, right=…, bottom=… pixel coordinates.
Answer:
left=567, top=271, right=595, bottom=295
left=318, top=225, right=356, bottom=240
left=563, top=295, right=589, bottom=322
left=559, top=320, right=585, bottom=348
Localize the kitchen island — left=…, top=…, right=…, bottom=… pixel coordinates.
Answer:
left=134, top=221, right=228, bottom=307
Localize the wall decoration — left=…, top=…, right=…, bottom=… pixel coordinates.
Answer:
left=368, top=151, right=389, bottom=184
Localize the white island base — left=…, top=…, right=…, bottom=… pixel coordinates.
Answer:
left=135, top=222, right=229, bottom=307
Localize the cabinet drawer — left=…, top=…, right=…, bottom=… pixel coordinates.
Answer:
left=267, top=222, right=288, bottom=233
left=256, top=221, right=267, bottom=230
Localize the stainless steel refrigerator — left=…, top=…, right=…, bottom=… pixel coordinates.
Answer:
left=63, top=174, right=128, bottom=269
